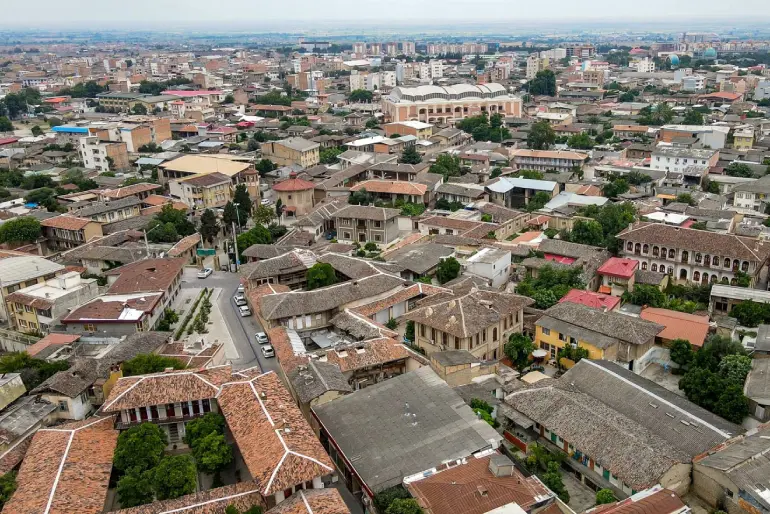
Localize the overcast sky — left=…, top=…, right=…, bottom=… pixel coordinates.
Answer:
left=3, top=0, right=770, bottom=27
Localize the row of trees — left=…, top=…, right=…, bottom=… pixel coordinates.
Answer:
left=456, top=112, right=511, bottom=143
left=516, top=265, right=585, bottom=309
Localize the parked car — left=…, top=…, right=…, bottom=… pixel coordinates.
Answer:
left=238, top=305, right=252, bottom=317
left=261, top=345, right=275, bottom=358
left=256, top=332, right=269, bottom=345
left=237, top=284, right=245, bottom=294
left=233, top=294, right=247, bottom=306
left=197, top=267, right=213, bottom=279
left=260, top=198, right=272, bottom=206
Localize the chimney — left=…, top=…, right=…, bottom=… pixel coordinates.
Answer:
left=488, top=454, right=515, bottom=477
left=476, top=485, right=489, bottom=498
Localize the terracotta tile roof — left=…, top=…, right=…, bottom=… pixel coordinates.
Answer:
left=586, top=487, right=686, bottom=514
left=273, top=176, right=316, bottom=192
left=639, top=307, right=711, bottom=347
left=511, top=149, right=589, bottom=160
left=141, top=201, right=189, bottom=215
left=106, top=258, right=186, bottom=294
left=4, top=291, right=55, bottom=310
left=41, top=215, right=95, bottom=230
left=248, top=283, right=293, bottom=315
left=182, top=172, right=232, bottom=188
left=142, top=194, right=177, bottom=206
left=597, top=257, right=639, bottom=279
left=101, top=183, right=162, bottom=199
left=25, top=334, right=81, bottom=358
left=62, top=293, right=163, bottom=323
left=559, top=289, right=621, bottom=311
left=353, top=283, right=445, bottom=318
left=169, top=233, right=201, bottom=257
left=268, top=326, right=310, bottom=374
left=217, top=371, right=334, bottom=496
left=266, top=489, right=350, bottom=514
left=350, top=180, right=427, bottom=196
left=407, top=453, right=552, bottom=514
left=101, top=366, right=233, bottom=413
left=323, top=337, right=409, bottom=372
left=3, top=416, right=118, bottom=514
left=114, top=482, right=263, bottom=514
left=0, top=433, right=33, bottom=475
left=156, top=342, right=223, bottom=368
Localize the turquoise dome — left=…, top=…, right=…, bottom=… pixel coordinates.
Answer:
left=704, top=47, right=717, bottom=59
left=669, top=54, right=680, bottom=66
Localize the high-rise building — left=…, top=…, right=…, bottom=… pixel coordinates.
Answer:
left=386, top=43, right=399, bottom=56
left=353, top=42, right=366, bottom=55
left=402, top=42, right=416, bottom=56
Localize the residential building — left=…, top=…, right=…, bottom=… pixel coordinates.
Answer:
left=333, top=205, right=401, bottom=245
left=639, top=307, right=711, bottom=349
left=613, top=125, right=650, bottom=139
left=733, top=175, right=770, bottom=212
left=657, top=125, right=730, bottom=150
left=464, top=247, right=512, bottom=289
left=650, top=145, right=719, bottom=185
left=535, top=302, right=664, bottom=372
left=158, top=155, right=258, bottom=198
left=262, top=138, right=321, bottom=168
left=41, top=215, right=104, bottom=252
left=273, top=173, right=316, bottom=218
left=240, top=249, right=318, bottom=291
left=559, top=289, right=621, bottom=311
left=79, top=135, right=129, bottom=171
left=169, top=171, right=232, bottom=210
left=0, top=256, right=65, bottom=325
left=382, top=242, right=454, bottom=281
left=383, top=121, right=434, bottom=140
left=69, top=196, right=142, bottom=223
left=486, top=176, right=559, bottom=209
left=104, top=257, right=185, bottom=311
left=682, top=75, right=706, bottom=91
left=709, top=284, right=770, bottom=317
left=382, top=83, right=522, bottom=124
left=404, top=283, right=532, bottom=361
left=60, top=292, right=166, bottom=336
left=503, top=359, right=740, bottom=499
left=733, top=125, right=755, bottom=151
left=635, top=58, right=657, bottom=73
left=313, top=367, right=502, bottom=504
left=597, top=257, right=639, bottom=296
left=351, top=180, right=428, bottom=205
left=509, top=149, right=589, bottom=173
left=428, top=350, right=498, bottom=387
left=617, top=222, right=770, bottom=286
left=5, top=272, right=100, bottom=334
left=526, top=54, right=548, bottom=80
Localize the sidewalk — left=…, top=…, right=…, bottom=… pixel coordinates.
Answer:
left=205, top=288, right=240, bottom=362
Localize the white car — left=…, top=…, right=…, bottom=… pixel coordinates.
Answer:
left=261, top=345, right=275, bottom=358
left=260, top=198, right=273, bottom=206
left=233, top=294, right=247, bottom=306
left=237, top=284, right=245, bottom=294
left=197, top=267, right=213, bottom=279
left=256, top=332, right=269, bottom=345
left=238, top=305, right=252, bottom=317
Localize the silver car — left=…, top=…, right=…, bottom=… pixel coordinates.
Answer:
left=233, top=294, right=247, bottom=306
left=256, top=332, right=269, bottom=345
left=261, top=345, right=275, bottom=358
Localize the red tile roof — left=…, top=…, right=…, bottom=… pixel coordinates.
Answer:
left=350, top=180, right=427, bottom=196
left=3, top=416, right=118, bottom=514
left=559, top=289, right=621, bottom=311
left=114, top=482, right=264, bottom=514
left=266, top=489, right=350, bottom=514
left=101, top=182, right=162, bottom=199
left=25, top=333, right=81, bottom=357
left=0, top=137, right=19, bottom=146
left=639, top=307, right=710, bottom=347
left=273, top=176, right=316, bottom=192
left=41, top=215, right=95, bottom=230
left=586, top=488, right=687, bottom=514
left=217, top=371, right=334, bottom=496
left=105, top=258, right=185, bottom=294
left=168, top=233, right=201, bottom=257
left=597, top=257, right=639, bottom=279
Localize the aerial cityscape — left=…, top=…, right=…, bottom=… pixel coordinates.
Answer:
left=3, top=5, right=770, bottom=514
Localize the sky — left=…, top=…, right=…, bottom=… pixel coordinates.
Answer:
left=2, top=0, right=770, bottom=28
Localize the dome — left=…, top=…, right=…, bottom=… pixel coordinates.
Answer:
left=668, top=54, right=680, bottom=66
left=704, top=47, right=717, bottom=58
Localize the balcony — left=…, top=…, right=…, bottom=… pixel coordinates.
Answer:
left=116, top=411, right=208, bottom=430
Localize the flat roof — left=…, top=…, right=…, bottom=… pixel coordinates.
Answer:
left=313, top=367, right=501, bottom=494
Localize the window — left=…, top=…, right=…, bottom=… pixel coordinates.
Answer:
left=641, top=262, right=647, bottom=270
left=642, top=244, right=649, bottom=254
left=58, top=401, right=69, bottom=412
left=83, top=323, right=95, bottom=332
left=542, top=327, right=551, bottom=336
left=374, top=235, right=381, bottom=242
left=651, top=263, right=658, bottom=272
left=668, top=249, right=675, bottom=259
left=652, top=246, right=659, bottom=257
left=420, top=324, right=425, bottom=337
left=374, top=221, right=381, bottom=228
left=492, top=328, right=498, bottom=341
left=18, top=320, right=27, bottom=327
left=288, top=195, right=292, bottom=200
left=558, top=332, right=567, bottom=342
left=626, top=242, right=633, bottom=251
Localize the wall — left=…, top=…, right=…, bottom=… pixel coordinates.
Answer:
left=0, top=375, right=26, bottom=410
left=43, top=392, right=91, bottom=421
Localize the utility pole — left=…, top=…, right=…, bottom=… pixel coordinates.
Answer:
left=231, top=221, right=239, bottom=272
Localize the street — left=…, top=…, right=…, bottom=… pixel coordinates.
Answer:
left=181, top=268, right=279, bottom=373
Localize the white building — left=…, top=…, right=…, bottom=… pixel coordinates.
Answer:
left=650, top=145, right=718, bottom=174
left=755, top=80, right=770, bottom=101
left=464, top=247, right=512, bottom=289
left=635, top=58, right=656, bottom=73
left=682, top=75, right=705, bottom=91
left=733, top=176, right=770, bottom=212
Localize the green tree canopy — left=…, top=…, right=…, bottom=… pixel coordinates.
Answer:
left=526, top=191, right=552, bottom=212
left=0, top=216, right=41, bottom=243
left=725, top=162, right=754, bottom=178
left=456, top=112, right=511, bottom=143
left=528, top=70, right=557, bottom=96
left=568, top=132, right=594, bottom=149
left=569, top=219, right=604, bottom=246
left=683, top=109, right=704, bottom=125
left=113, top=423, right=168, bottom=474
left=595, top=489, right=616, bottom=505
left=504, top=333, right=535, bottom=373
left=669, top=338, right=694, bottom=368
left=252, top=204, right=276, bottom=226
left=320, top=147, right=343, bottom=164
left=0, top=472, right=17, bottom=510
left=236, top=225, right=272, bottom=259
left=191, top=432, right=233, bottom=475
left=0, top=117, right=13, bottom=132
left=152, top=455, right=197, bottom=501
left=122, top=354, right=185, bottom=377
left=147, top=205, right=195, bottom=243
left=436, top=257, right=461, bottom=284
left=199, top=209, right=220, bottom=245
left=233, top=184, right=252, bottom=220
left=429, top=154, right=463, bottom=179
left=527, top=121, right=555, bottom=150
left=386, top=498, right=424, bottom=514
left=306, top=263, right=338, bottom=290
left=117, top=469, right=154, bottom=508
left=349, top=89, right=374, bottom=102
left=676, top=193, right=696, bottom=206
left=718, top=354, right=752, bottom=386
left=399, top=145, right=422, bottom=164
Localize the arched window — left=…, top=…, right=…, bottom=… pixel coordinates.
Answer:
left=660, top=265, right=666, bottom=274
left=702, top=273, right=709, bottom=284
left=733, top=259, right=740, bottom=271
left=661, top=247, right=667, bottom=259
left=695, top=253, right=702, bottom=263
left=668, top=249, right=675, bottom=259
left=643, top=244, right=649, bottom=254
left=742, top=261, right=749, bottom=272
left=680, top=269, right=688, bottom=280
left=724, top=257, right=731, bottom=268
left=704, top=255, right=711, bottom=266
left=681, top=251, right=689, bottom=264
left=711, top=275, right=717, bottom=283
left=730, top=277, right=737, bottom=285
left=627, top=242, right=633, bottom=251
left=651, top=264, right=658, bottom=272
left=635, top=243, right=641, bottom=254
left=492, top=327, right=498, bottom=341
left=642, top=262, right=648, bottom=270
left=722, top=277, right=729, bottom=284
left=653, top=246, right=659, bottom=257
left=669, top=267, right=674, bottom=276
left=693, top=271, right=700, bottom=282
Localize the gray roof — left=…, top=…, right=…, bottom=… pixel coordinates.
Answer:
left=0, top=396, right=56, bottom=445
left=240, top=244, right=299, bottom=260
left=333, top=204, right=401, bottom=221
left=329, top=309, right=395, bottom=340
left=102, top=214, right=155, bottom=234
left=431, top=350, right=479, bottom=367
left=276, top=137, right=320, bottom=152
left=437, top=182, right=486, bottom=198
left=733, top=175, right=770, bottom=194
left=239, top=249, right=317, bottom=281
left=384, top=243, right=453, bottom=274
left=0, top=257, right=65, bottom=287
left=288, top=359, right=352, bottom=404
left=537, top=302, right=664, bottom=346
left=635, top=269, right=667, bottom=285
left=313, top=367, right=502, bottom=493
left=317, top=253, right=388, bottom=280
left=755, top=325, right=770, bottom=353
left=538, top=239, right=605, bottom=260
left=745, top=359, right=770, bottom=404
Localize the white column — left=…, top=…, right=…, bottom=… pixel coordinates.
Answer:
left=312, top=477, right=324, bottom=489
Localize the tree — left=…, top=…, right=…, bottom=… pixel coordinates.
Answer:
left=199, top=209, right=220, bottom=245
left=320, top=147, right=343, bottom=164
left=223, top=94, right=235, bottom=104
left=622, top=284, right=666, bottom=307
left=0, top=117, right=12, bottom=132
left=152, top=455, right=197, bottom=501
left=595, top=489, right=616, bottom=505
left=256, top=158, right=277, bottom=176
left=713, top=383, right=750, bottom=424
left=113, top=423, right=167, bottom=473
left=131, top=103, right=148, bottom=115
left=719, top=354, right=752, bottom=386
left=669, top=339, right=694, bottom=368
left=275, top=198, right=283, bottom=218
left=349, top=89, right=374, bottom=102
left=603, top=178, right=630, bottom=199
left=504, top=333, right=535, bottom=373
left=676, top=193, right=696, bottom=206
left=528, top=70, right=557, bottom=96
left=184, top=413, right=226, bottom=446
left=0, top=216, right=41, bottom=243
left=30, top=125, right=43, bottom=136
left=252, top=204, right=276, bottom=226
left=366, top=117, right=380, bottom=129
left=725, top=162, right=754, bottom=178
left=306, top=263, right=338, bottom=290
left=526, top=191, right=552, bottom=212
left=730, top=300, right=769, bottom=327
left=527, top=121, right=555, bottom=150
left=0, top=472, right=17, bottom=510
left=519, top=170, right=544, bottom=180
left=400, top=145, right=422, bottom=164
left=436, top=257, right=461, bottom=284
left=429, top=154, right=463, bottom=179
left=247, top=138, right=260, bottom=151
left=386, top=499, right=424, bottom=514
left=542, top=461, right=570, bottom=503
left=0, top=352, right=69, bottom=390
left=349, top=188, right=373, bottom=206
left=147, top=205, right=195, bottom=243
left=233, top=184, right=252, bottom=221
left=191, top=432, right=232, bottom=475
left=236, top=225, right=272, bottom=259
left=223, top=202, right=239, bottom=230
left=683, top=109, right=704, bottom=125
left=122, top=354, right=185, bottom=377
left=117, top=470, right=154, bottom=508
left=567, top=132, right=594, bottom=149
left=569, top=219, right=604, bottom=246
left=374, top=487, right=412, bottom=513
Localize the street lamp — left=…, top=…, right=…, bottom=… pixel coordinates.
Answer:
left=143, top=224, right=162, bottom=258
left=232, top=202, right=242, bottom=234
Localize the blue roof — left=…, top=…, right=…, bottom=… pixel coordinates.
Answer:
left=52, top=126, right=88, bottom=134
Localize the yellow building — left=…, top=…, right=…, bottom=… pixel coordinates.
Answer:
left=261, top=137, right=320, bottom=168
left=535, top=302, right=663, bottom=373
left=0, top=256, right=65, bottom=326
left=733, top=125, right=754, bottom=151
left=169, top=172, right=233, bottom=210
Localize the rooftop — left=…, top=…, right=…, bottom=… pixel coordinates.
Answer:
left=0, top=256, right=64, bottom=287
left=639, top=308, right=711, bottom=347
left=105, top=258, right=185, bottom=295
left=558, top=289, right=621, bottom=311
left=597, top=257, right=639, bottom=279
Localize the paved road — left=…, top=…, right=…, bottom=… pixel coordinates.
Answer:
left=181, top=269, right=278, bottom=373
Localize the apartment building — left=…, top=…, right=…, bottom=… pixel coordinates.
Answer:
left=509, top=149, right=589, bottom=173
left=333, top=205, right=401, bottom=245
left=383, top=120, right=434, bottom=140
left=617, top=222, right=770, bottom=286
left=69, top=196, right=142, bottom=223
left=169, top=171, right=232, bottom=210
left=40, top=215, right=104, bottom=252
left=79, top=136, right=129, bottom=172
left=382, top=83, right=522, bottom=123
left=733, top=175, right=770, bottom=212
left=261, top=137, right=320, bottom=168
left=657, top=125, right=730, bottom=149
left=650, top=145, right=719, bottom=174
left=5, top=272, right=100, bottom=334
left=0, top=256, right=65, bottom=325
